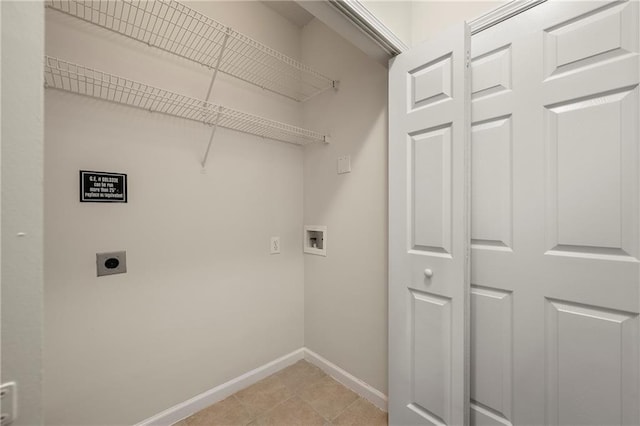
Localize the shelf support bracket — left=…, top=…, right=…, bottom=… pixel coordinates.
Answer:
left=201, top=107, right=223, bottom=168
left=200, top=28, right=231, bottom=168
left=204, top=27, right=232, bottom=102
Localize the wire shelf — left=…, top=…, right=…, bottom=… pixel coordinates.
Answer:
left=46, top=0, right=336, bottom=102
left=44, top=56, right=327, bottom=146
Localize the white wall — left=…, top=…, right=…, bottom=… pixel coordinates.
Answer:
left=301, top=19, right=389, bottom=395
left=1, top=2, right=44, bottom=425
left=361, top=1, right=413, bottom=47
left=360, top=1, right=504, bottom=48
left=44, top=3, right=304, bottom=425
left=412, top=1, right=505, bottom=44
left=40, top=1, right=513, bottom=423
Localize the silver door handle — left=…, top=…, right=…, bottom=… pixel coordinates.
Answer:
left=424, top=269, right=433, bottom=278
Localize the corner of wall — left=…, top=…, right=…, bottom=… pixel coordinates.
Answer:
left=1, top=1, right=45, bottom=425
left=300, top=18, right=389, bottom=395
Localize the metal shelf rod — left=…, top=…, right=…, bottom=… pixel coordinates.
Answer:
left=201, top=107, right=221, bottom=168
left=204, top=28, right=231, bottom=102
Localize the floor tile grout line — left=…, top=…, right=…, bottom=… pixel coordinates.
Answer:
left=297, top=392, right=334, bottom=424
left=179, top=360, right=386, bottom=426
left=230, top=394, right=256, bottom=426
left=249, top=393, right=296, bottom=424
left=291, top=372, right=329, bottom=396
left=234, top=374, right=297, bottom=425
left=295, top=373, right=360, bottom=423
left=240, top=390, right=330, bottom=425
left=329, top=395, right=363, bottom=422
left=287, top=377, right=335, bottom=424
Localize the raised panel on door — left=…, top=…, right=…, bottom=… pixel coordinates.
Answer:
left=410, top=290, right=452, bottom=424
left=410, top=54, right=453, bottom=109
left=471, top=116, right=512, bottom=251
left=545, top=299, right=639, bottom=425
left=471, top=44, right=512, bottom=101
left=389, top=22, right=470, bottom=426
left=410, top=126, right=452, bottom=254
left=470, top=286, right=513, bottom=426
left=543, top=1, right=638, bottom=79
left=471, top=1, right=640, bottom=425
left=545, top=86, right=638, bottom=260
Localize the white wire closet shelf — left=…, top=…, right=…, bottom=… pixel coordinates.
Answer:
left=44, top=56, right=328, bottom=146
left=46, top=0, right=337, bottom=102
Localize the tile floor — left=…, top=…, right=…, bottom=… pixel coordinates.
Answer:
left=175, top=360, right=387, bottom=426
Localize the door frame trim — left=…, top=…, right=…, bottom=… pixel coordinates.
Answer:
left=297, top=0, right=548, bottom=67
left=469, top=0, right=548, bottom=35
left=327, top=0, right=409, bottom=56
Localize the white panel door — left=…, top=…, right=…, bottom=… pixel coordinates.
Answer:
left=389, top=23, right=470, bottom=425
left=470, top=1, right=640, bottom=425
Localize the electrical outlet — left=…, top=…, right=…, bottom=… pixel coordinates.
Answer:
left=337, top=155, right=351, bottom=174
left=1, top=382, right=17, bottom=426
left=96, top=251, right=127, bottom=277
left=270, top=237, right=280, bottom=254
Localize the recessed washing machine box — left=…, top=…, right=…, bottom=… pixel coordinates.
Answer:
left=96, top=251, right=127, bottom=276
left=304, top=225, right=327, bottom=256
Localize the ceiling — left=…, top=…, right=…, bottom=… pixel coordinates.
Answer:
left=261, top=0, right=399, bottom=66
left=262, top=1, right=315, bottom=27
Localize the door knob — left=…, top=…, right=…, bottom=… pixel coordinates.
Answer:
left=424, top=268, right=433, bottom=278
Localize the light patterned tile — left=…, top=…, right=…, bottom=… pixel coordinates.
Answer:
left=249, top=396, right=327, bottom=426
left=298, top=375, right=359, bottom=420
left=180, top=396, right=253, bottom=426
left=234, top=375, right=293, bottom=418
left=332, top=398, right=387, bottom=425
left=277, top=361, right=326, bottom=393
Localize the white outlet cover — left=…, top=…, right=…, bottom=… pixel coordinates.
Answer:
left=337, top=156, right=351, bottom=174
left=270, top=237, right=280, bottom=254
left=1, top=382, right=17, bottom=426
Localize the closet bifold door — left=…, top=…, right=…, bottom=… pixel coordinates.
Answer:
left=388, top=23, right=471, bottom=425
left=469, top=1, right=640, bottom=425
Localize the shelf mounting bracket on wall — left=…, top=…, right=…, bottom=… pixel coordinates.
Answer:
left=201, top=27, right=231, bottom=169
left=204, top=27, right=231, bottom=102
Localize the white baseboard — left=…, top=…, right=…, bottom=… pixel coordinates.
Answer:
left=135, top=347, right=388, bottom=426
left=303, top=348, right=388, bottom=412
left=135, top=348, right=305, bottom=426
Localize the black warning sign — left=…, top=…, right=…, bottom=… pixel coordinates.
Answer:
left=80, top=170, right=127, bottom=203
